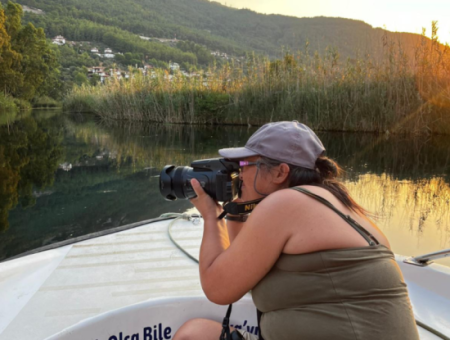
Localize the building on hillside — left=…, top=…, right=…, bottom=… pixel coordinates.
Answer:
left=105, top=48, right=113, bottom=54
left=169, top=62, right=180, bottom=71
left=110, top=69, right=130, bottom=80
left=52, top=35, right=66, bottom=45
left=211, top=51, right=229, bottom=59
left=110, top=69, right=123, bottom=80
left=91, top=48, right=99, bottom=53
left=22, top=5, right=44, bottom=15
left=103, top=53, right=115, bottom=58
left=98, top=72, right=109, bottom=84
left=87, top=67, right=109, bottom=83
left=88, top=67, right=105, bottom=74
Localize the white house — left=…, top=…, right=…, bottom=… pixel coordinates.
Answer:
left=52, top=35, right=66, bottom=45
left=98, top=72, right=109, bottom=84
left=88, top=67, right=105, bottom=74
left=22, top=5, right=44, bottom=15
left=105, top=48, right=113, bottom=54
left=91, top=47, right=99, bottom=53
left=169, top=62, right=180, bottom=71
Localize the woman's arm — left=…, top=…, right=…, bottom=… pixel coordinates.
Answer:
left=190, top=179, right=294, bottom=305
left=226, top=219, right=245, bottom=243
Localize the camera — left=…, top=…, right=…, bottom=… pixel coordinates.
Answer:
left=159, top=158, right=241, bottom=202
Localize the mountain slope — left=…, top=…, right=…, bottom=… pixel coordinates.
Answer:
left=12, top=0, right=432, bottom=61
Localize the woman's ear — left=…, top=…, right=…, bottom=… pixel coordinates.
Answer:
left=273, top=163, right=290, bottom=184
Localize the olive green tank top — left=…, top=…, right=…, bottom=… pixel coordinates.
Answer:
left=251, top=187, right=419, bottom=340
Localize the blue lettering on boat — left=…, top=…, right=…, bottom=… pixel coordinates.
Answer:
left=109, top=332, right=139, bottom=340
left=143, top=323, right=172, bottom=339
left=108, top=323, right=171, bottom=340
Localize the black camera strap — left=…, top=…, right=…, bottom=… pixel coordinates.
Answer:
left=218, top=198, right=264, bottom=220
left=219, top=304, right=233, bottom=340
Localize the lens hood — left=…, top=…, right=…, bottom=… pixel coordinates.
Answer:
left=160, top=165, right=176, bottom=201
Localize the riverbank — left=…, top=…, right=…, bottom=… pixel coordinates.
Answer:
left=64, top=39, right=450, bottom=135
left=1, top=94, right=61, bottom=116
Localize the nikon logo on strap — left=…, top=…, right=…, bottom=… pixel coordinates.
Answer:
left=221, top=198, right=263, bottom=217
left=245, top=204, right=257, bottom=212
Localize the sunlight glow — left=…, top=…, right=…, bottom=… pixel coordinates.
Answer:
left=216, top=0, right=450, bottom=44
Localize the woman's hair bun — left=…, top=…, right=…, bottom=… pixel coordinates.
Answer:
left=315, top=157, right=340, bottom=179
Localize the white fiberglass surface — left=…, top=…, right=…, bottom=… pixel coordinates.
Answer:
left=0, top=245, right=72, bottom=335
left=0, top=219, right=203, bottom=340
left=1, top=217, right=450, bottom=340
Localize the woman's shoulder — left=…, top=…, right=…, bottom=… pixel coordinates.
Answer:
left=267, top=185, right=335, bottom=203
left=253, top=185, right=326, bottom=215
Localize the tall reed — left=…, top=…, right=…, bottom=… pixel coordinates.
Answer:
left=64, top=24, right=450, bottom=134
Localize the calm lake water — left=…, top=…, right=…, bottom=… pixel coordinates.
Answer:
left=1, top=110, right=450, bottom=266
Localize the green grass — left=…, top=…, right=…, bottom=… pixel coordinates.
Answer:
left=64, top=27, right=450, bottom=134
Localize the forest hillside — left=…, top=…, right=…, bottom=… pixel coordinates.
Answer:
left=7, top=0, right=436, bottom=62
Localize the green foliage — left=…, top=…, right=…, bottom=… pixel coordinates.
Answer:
left=177, top=41, right=214, bottom=65
left=13, top=0, right=433, bottom=62
left=0, top=93, right=17, bottom=114
left=31, top=95, right=60, bottom=108
left=65, top=38, right=450, bottom=134
left=58, top=44, right=96, bottom=68
left=115, top=52, right=144, bottom=67
left=73, top=71, right=88, bottom=86
left=0, top=1, right=60, bottom=101
left=13, top=97, right=32, bottom=110
left=89, top=74, right=100, bottom=86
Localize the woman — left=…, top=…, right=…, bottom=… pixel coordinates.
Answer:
left=174, top=121, right=419, bottom=340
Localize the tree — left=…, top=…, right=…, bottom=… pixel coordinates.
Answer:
left=0, top=2, right=22, bottom=97
left=0, top=2, right=60, bottom=101
left=74, top=71, right=89, bottom=86
left=89, top=73, right=100, bottom=86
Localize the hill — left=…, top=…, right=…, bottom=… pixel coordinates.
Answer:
left=7, top=0, right=434, bottom=63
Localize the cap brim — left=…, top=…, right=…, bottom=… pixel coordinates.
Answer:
left=218, top=147, right=259, bottom=159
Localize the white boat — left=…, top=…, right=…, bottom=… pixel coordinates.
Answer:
left=0, top=213, right=449, bottom=340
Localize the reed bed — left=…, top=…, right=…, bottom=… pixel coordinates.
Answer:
left=64, top=27, right=450, bottom=134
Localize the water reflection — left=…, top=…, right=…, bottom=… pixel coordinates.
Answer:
left=347, top=174, right=450, bottom=265
left=0, top=115, right=62, bottom=232
left=0, top=111, right=449, bottom=265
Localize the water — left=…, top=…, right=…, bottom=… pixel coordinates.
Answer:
left=1, top=110, right=449, bottom=266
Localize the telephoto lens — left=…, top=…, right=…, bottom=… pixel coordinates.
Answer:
left=159, top=158, right=240, bottom=202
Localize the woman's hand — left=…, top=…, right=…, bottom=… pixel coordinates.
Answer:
left=190, top=178, right=223, bottom=222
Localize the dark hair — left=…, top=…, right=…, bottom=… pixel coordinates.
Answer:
left=259, top=156, right=369, bottom=216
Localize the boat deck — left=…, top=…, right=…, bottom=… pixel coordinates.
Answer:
left=0, top=218, right=204, bottom=340
left=1, top=216, right=450, bottom=339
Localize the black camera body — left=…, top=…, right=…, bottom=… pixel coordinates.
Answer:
left=159, top=158, right=240, bottom=202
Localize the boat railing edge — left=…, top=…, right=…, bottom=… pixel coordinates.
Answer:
left=0, top=216, right=176, bottom=264
left=403, top=248, right=450, bottom=267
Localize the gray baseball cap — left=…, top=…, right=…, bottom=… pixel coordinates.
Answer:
left=219, top=121, right=325, bottom=169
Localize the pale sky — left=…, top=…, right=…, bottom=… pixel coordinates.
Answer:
left=215, top=0, right=450, bottom=44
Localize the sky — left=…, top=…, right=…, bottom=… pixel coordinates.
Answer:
left=215, top=0, right=450, bottom=44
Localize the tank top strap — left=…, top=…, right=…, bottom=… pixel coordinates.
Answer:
left=290, top=186, right=379, bottom=246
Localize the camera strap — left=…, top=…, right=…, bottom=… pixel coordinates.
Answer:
left=219, top=304, right=233, bottom=340
left=219, top=198, right=264, bottom=219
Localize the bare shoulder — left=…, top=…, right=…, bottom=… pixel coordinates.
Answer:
left=249, top=187, right=320, bottom=231
left=255, top=185, right=338, bottom=211
left=252, top=187, right=316, bottom=214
